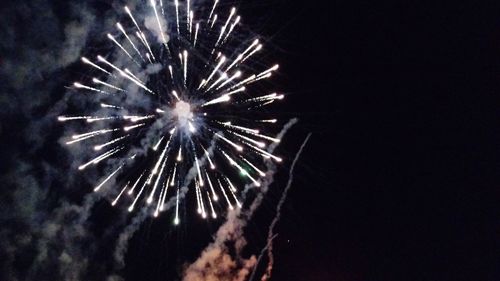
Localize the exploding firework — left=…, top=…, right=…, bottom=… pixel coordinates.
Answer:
left=59, top=0, right=284, bottom=224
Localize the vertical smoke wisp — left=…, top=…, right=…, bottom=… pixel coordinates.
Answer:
left=112, top=205, right=152, bottom=269
left=182, top=119, right=307, bottom=281
left=254, top=133, right=312, bottom=281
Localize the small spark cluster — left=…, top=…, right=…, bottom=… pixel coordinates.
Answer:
left=59, top=0, right=284, bottom=224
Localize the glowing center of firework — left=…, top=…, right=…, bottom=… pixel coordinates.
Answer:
left=174, top=100, right=193, bottom=127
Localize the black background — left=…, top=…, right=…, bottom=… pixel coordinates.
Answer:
left=2, top=0, right=500, bottom=280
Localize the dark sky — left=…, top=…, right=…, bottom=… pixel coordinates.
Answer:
left=1, top=0, right=500, bottom=281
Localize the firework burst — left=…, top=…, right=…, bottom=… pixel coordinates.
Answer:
left=59, top=0, right=283, bottom=224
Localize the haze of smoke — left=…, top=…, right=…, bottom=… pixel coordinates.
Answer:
left=182, top=118, right=300, bottom=281
left=144, top=11, right=170, bottom=43
left=0, top=1, right=127, bottom=280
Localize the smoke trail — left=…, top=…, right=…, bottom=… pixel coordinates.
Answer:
left=252, top=133, right=311, bottom=281
left=113, top=205, right=153, bottom=268
left=182, top=118, right=303, bottom=281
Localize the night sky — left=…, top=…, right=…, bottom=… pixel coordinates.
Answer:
left=1, top=0, right=500, bottom=281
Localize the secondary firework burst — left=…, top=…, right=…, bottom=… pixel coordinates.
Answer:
left=59, top=0, right=284, bottom=224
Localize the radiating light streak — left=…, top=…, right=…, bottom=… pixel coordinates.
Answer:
left=246, top=142, right=282, bottom=162
left=202, top=56, right=226, bottom=87
left=148, top=155, right=168, bottom=204
left=256, top=101, right=274, bottom=108
left=94, top=135, right=128, bottom=151
left=214, top=7, right=236, bottom=47
left=170, top=164, right=177, bottom=186
left=124, top=68, right=144, bottom=84
left=205, top=72, right=228, bottom=92
left=227, top=182, right=242, bottom=207
left=136, top=31, right=155, bottom=60
left=123, top=123, right=146, bottom=131
left=194, top=153, right=204, bottom=186
left=168, top=65, right=174, bottom=80
left=71, top=128, right=118, bottom=140
left=112, top=182, right=129, bottom=206
left=252, top=72, right=272, bottom=82
left=244, top=93, right=284, bottom=103
left=241, top=43, right=262, bottom=62
left=150, top=0, right=167, bottom=44
left=201, top=146, right=216, bottom=169
left=216, top=70, right=241, bottom=90
left=81, top=57, right=113, bottom=76
left=195, top=180, right=202, bottom=214
left=153, top=135, right=164, bottom=151
left=222, top=86, right=245, bottom=96
left=257, top=64, right=279, bottom=78
left=86, top=116, right=120, bottom=123
left=128, top=115, right=155, bottom=122
left=247, top=131, right=281, bottom=143
left=93, top=78, right=125, bottom=92
left=217, top=178, right=233, bottom=210
left=242, top=157, right=266, bottom=177
left=201, top=94, right=230, bottom=107
left=78, top=146, right=123, bottom=170
left=151, top=135, right=172, bottom=175
left=225, top=54, right=243, bottom=72
left=128, top=172, right=145, bottom=195
left=207, top=0, right=218, bottom=23
left=97, top=55, right=154, bottom=94
left=174, top=0, right=180, bottom=35
left=183, top=50, right=188, bottom=85
left=229, top=131, right=265, bottom=148
left=188, top=121, right=196, bottom=132
left=222, top=151, right=260, bottom=186
left=205, top=171, right=218, bottom=201
left=159, top=177, right=170, bottom=211
left=193, top=23, right=200, bottom=46
left=210, top=14, right=218, bottom=29
left=221, top=15, right=240, bottom=44
left=215, top=133, right=243, bottom=151
left=186, top=0, right=191, bottom=31
left=217, top=121, right=259, bottom=134
left=229, top=74, right=256, bottom=89
left=258, top=119, right=278, bottom=123
left=174, top=186, right=180, bottom=224
left=73, top=82, right=109, bottom=94
left=117, top=22, right=145, bottom=61
left=58, top=116, right=92, bottom=121
left=107, top=33, right=136, bottom=64
left=206, top=190, right=217, bottom=218
left=189, top=11, right=194, bottom=35
left=171, top=90, right=180, bottom=101
left=241, top=39, right=259, bottom=57
left=154, top=177, right=169, bottom=216
left=200, top=185, right=207, bottom=218
left=94, top=165, right=123, bottom=192
left=128, top=178, right=148, bottom=211
left=124, top=6, right=142, bottom=34
left=145, top=52, right=153, bottom=64
left=66, top=128, right=118, bottom=145
left=176, top=147, right=182, bottom=161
